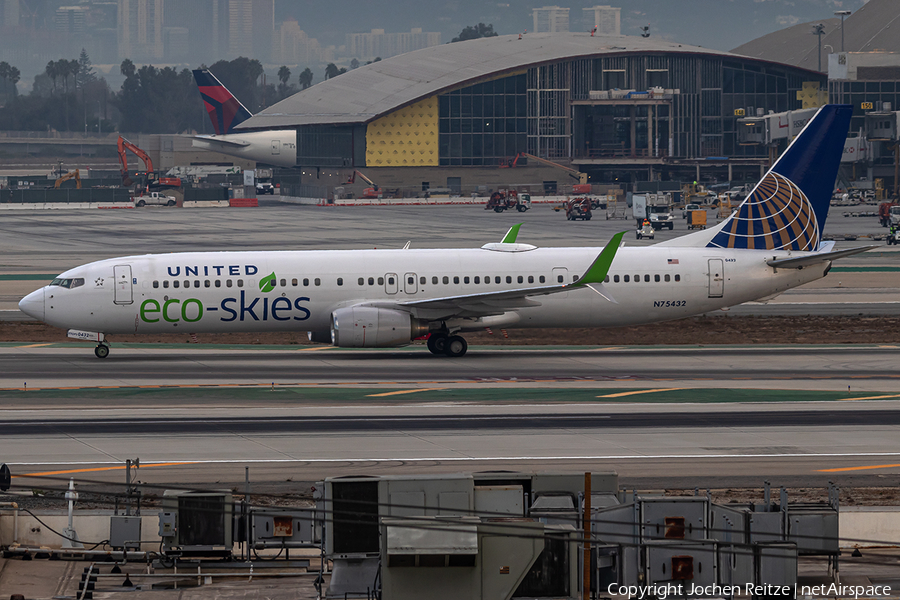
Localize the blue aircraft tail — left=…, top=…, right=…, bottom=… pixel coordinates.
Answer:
left=193, top=69, right=253, bottom=135
left=707, top=104, right=852, bottom=252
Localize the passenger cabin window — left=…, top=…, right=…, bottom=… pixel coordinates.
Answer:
left=528, top=276, right=534, bottom=284
left=604, top=276, right=610, bottom=283
left=407, top=276, right=414, bottom=285
left=507, top=276, right=512, bottom=284
left=303, top=278, right=310, bottom=286
left=474, top=276, right=480, bottom=284
left=655, top=275, right=660, bottom=282
left=674, top=274, right=681, bottom=282
left=337, top=278, right=343, bottom=286
left=215, top=280, right=221, bottom=287
left=665, top=274, right=671, bottom=282
left=369, top=277, right=375, bottom=285
left=387, top=276, right=394, bottom=285
left=420, top=276, right=426, bottom=285
left=153, top=281, right=159, bottom=288
left=280, top=279, right=286, bottom=287
left=495, top=276, right=501, bottom=284
left=453, top=276, right=460, bottom=284
left=614, top=275, right=620, bottom=283
left=644, top=275, right=650, bottom=282
left=204, top=280, right=210, bottom=287
left=464, top=276, right=470, bottom=284
left=623, top=275, right=630, bottom=283
left=226, top=280, right=232, bottom=287
left=292, top=278, right=298, bottom=286
left=184, top=280, right=189, bottom=288
left=443, top=276, right=449, bottom=284
left=194, top=280, right=200, bottom=288
left=315, top=278, right=321, bottom=286
left=237, top=279, right=243, bottom=287
left=432, top=276, right=438, bottom=285
left=173, top=281, right=180, bottom=288
left=358, top=278, right=364, bottom=286
left=539, top=276, right=545, bottom=283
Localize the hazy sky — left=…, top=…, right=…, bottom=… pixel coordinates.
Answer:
left=281, top=0, right=870, bottom=51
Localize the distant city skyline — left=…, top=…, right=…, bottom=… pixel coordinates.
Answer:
left=0, top=0, right=871, bottom=92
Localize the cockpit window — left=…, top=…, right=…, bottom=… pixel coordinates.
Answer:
left=49, top=277, right=84, bottom=289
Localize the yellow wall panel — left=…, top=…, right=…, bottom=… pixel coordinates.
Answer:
left=366, top=97, right=438, bottom=166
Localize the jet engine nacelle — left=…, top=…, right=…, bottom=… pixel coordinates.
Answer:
left=330, top=306, right=427, bottom=348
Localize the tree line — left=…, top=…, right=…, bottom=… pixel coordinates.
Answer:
left=0, top=22, right=500, bottom=134
left=0, top=52, right=320, bottom=134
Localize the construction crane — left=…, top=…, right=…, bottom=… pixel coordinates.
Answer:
left=344, top=170, right=380, bottom=199
left=117, top=136, right=181, bottom=190
left=53, top=169, right=81, bottom=189
left=501, top=153, right=588, bottom=184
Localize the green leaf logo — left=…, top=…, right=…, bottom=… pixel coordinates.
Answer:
left=259, top=271, right=276, bottom=293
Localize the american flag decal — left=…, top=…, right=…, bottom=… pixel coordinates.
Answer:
left=667, top=258, right=679, bottom=264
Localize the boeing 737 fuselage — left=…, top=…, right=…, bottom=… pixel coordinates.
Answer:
left=18, top=105, right=870, bottom=358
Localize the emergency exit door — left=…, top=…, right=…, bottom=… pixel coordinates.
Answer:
left=113, top=265, right=133, bottom=305
left=708, top=259, right=724, bottom=298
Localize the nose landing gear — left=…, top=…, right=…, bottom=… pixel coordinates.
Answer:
left=94, top=343, right=110, bottom=359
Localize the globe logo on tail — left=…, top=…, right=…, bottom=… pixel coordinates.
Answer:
left=708, top=172, right=819, bottom=251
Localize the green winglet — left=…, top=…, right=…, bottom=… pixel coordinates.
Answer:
left=573, top=231, right=626, bottom=285
left=501, top=223, right=523, bottom=243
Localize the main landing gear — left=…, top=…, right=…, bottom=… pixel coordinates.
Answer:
left=94, top=343, right=110, bottom=358
left=426, top=333, right=468, bottom=357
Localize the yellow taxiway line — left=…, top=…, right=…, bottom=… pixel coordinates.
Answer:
left=366, top=388, right=447, bottom=397
left=14, top=462, right=200, bottom=478
left=817, top=463, right=900, bottom=473
left=597, top=388, right=681, bottom=399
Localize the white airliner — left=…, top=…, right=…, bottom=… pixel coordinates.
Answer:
left=19, top=105, right=870, bottom=358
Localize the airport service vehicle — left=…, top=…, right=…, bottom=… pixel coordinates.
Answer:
left=485, top=190, right=529, bottom=212
left=636, top=221, right=654, bottom=240
left=890, top=205, right=900, bottom=227
left=565, top=197, right=592, bottom=220
left=256, top=181, right=274, bottom=195
left=19, top=106, right=873, bottom=359
left=134, top=192, right=176, bottom=207
left=633, top=193, right=674, bottom=229
left=887, top=226, right=900, bottom=245
left=682, top=203, right=700, bottom=218
left=687, top=210, right=707, bottom=230
left=191, top=69, right=297, bottom=168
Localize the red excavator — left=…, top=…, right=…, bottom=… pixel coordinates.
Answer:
left=117, top=136, right=181, bottom=191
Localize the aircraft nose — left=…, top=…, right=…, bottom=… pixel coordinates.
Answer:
left=18, top=288, right=44, bottom=321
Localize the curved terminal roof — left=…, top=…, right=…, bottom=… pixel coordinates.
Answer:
left=731, top=0, right=900, bottom=72
left=238, top=32, right=802, bottom=130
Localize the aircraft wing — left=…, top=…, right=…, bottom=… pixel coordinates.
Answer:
left=767, top=245, right=875, bottom=269
left=192, top=135, right=251, bottom=147
left=376, top=232, right=625, bottom=318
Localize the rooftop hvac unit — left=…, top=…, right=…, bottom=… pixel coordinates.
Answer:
left=160, top=490, right=234, bottom=557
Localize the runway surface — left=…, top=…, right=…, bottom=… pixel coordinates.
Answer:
left=2, top=399, right=900, bottom=490
left=1, top=344, right=898, bottom=390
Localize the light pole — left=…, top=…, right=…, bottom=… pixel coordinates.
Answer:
left=812, top=23, right=826, bottom=72
left=97, top=100, right=101, bottom=135
left=835, top=10, right=851, bottom=52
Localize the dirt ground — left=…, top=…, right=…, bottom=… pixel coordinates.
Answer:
left=4, top=315, right=900, bottom=346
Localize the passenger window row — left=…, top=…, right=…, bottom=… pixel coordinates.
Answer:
left=153, top=278, right=324, bottom=289
left=606, top=274, right=681, bottom=283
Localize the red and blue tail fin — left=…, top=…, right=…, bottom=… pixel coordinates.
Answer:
left=193, top=69, right=253, bottom=135
left=707, top=104, right=852, bottom=252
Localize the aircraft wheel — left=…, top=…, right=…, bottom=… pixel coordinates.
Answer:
left=427, top=333, right=448, bottom=355
left=444, top=335, right=467, bottom=358
left=94, top=344, right=109, bottom=359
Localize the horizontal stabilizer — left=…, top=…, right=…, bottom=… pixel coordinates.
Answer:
left=767, top=245, right=875, bottom=269
left=193, top=135, right=251, bottom=147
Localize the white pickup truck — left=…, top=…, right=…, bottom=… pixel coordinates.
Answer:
left=134, top=192, right=177, bottom=207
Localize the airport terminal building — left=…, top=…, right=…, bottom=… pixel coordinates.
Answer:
left=237, top=33, right=825, bottom=193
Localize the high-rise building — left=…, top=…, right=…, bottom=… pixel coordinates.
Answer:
left=346, top=28, right=441, bottom=61
left=55, top=6, right=88, bottom=36
left=1, top=0, right=18, bottom=29
left=532, top=6, right=569, bottom=33
left=273, top=19, right=332, bottom=65
left=118, top=0, right=164, bottom=61
left=224, top=0, right=273, bottom=61
left=583, top=5, right=620, bottom=35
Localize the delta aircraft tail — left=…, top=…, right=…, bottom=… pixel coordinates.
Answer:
left=661, top=104, right=853, bottom=251
left=192, top=69, right=253, bottom=135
